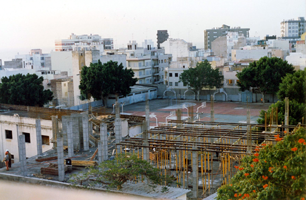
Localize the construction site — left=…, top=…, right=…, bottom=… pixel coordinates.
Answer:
left=0, top=97, right=302, bottom=199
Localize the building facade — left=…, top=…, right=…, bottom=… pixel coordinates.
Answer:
left=55, top=33, right=113, bottom=53
left=204, top=24, right=250, bottom=50
left=281, top=17, right=306, bottom=42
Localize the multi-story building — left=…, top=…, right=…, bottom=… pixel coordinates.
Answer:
left=280, top=17, right=306, bottom=42
left=116, top=40, right=172, bottom=85
left=204, top=24, right=250, bottom=50
left=10, top=49, right=51, bottom=70
left=211, top=32, right=246, bottom=61
left=55, top=33, right=113, bottom=53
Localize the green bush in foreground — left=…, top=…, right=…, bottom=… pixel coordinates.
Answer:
left=217, top=127, right=306, bottom=200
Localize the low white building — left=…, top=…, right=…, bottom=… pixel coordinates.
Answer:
left=286, top=52, right=306, bottom=70
left=0, top=114, right=53, bottom=163
left=231, top=46, right=269, bottom=61
left=4, top=49, right=51, bottom=70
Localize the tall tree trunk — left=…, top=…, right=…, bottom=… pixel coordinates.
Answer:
left=197, top=90, right=200, bottom=101
left=262, top=92, right=265, bottom=104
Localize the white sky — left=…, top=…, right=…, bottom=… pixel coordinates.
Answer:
left=0, top=0, right=305, bottom=61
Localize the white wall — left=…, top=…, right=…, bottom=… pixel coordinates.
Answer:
left=0, top=115, right=53, bottom=162
left=267, top=40, right=289, bottom=51
left=161, top=39, right=192, bottom=62
left=286, top=53, right=306, bottom=70
left=232, top=49, right=269, bottom=61
left=51, top=51, right=73, bottom=76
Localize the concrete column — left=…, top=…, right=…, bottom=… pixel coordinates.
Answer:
left=114, top=102, right=122, bottom=153
left=176, top=109, right=182, bottom=128
left=71, top=114, right=80, bottom=151
left=100, top=123, right=108, bottom=161
left=142, top=121, right=149, bottom=161
left=82, top=114, right=89, bottom=151
left=145, top=98, right=150, bottom=131
left=36, top=119, right=42, bottom=156
left=51, top=116, right=58, bottom=149
left=67, top=117, right=74, bottom=157
left=210, top=95, right=214, bottom=122
left=18, top=133, right=27, bottom=176
left=192, top=145, right=198, bottom=198
left=57, top=137, right=65, bottom=181
left=285, top=97, right=289, bottom=133
left=247, top=109, right=252, bottom=153
left=98, top=141, right=103, bottom=163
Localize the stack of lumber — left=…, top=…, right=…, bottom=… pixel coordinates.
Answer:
left=70, top=160, right=97, bottom=167
left=36, top=156, right=57, bottom=162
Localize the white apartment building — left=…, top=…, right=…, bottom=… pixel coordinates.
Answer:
left=116, top=40, right=172, bottom=85
left=281, top=17, right=306, bottom=40
left=231, top=46, right=269, bottom=62
left=6, top=49, right=51, bottom=70
left=55, top=33, right=113, bottom=53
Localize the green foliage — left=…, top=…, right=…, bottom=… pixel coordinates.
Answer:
left=79, top=60, right=137, bottom=101
left=0, top=73, right=53, bottom=107
left=237, top=57, right=295, bottom=94
left=179, top=60, right=223, bottom=96
left=70, top=153, right=174, bottom=190
left=217, top=127, right=306, bottom=200
left=257, top=100, right=305, bottom=125
left=277, top=69, right=306, bottom=104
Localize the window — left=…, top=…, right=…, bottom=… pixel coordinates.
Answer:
left=169, top=82, right=173, bottom=86
left=175, top=73, right=178, bottom=77
left=164, top=59, right=167, bottom=63
left=41, top=63, right=44, bottom=67
left=42, top=135, right=50, bottom=145
left=175, top=82, right=178, bottom=86
left=161, top=60, right=163, bottom=63
left=23, top=132, right=31, bottom=143
left=183, top=65, right=185, bottom=68
left=169, top=73, right=172, bottom=77
left=5, top=130, right=12, bottom=139
left=30, top=57, right=33, bottom=60
left=41, top=57, right=44, bottom=60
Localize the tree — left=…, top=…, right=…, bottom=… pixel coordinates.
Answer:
left=237, top=57, right=295, bottom=103
left=0, top=73, right=53, bottom=107
left=70, top=153, right=174, bottom=191
left=217, top=127, right=306, bottom=200
left=79, top=60, right=137, bottom=105
left=257, top=100, right=305, bottom=126
left=277, top=69, right=306, bottom=104
left=179, top=60, right=223, bottom=100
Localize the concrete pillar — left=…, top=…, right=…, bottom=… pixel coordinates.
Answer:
left=57, top=137, right=65, bottom=181
left=247, top=109, right=252, bottom=153
left=51, top=116, right=58, bottom=149
left=114, top=102, right=122, bottom=153
left=100, top=123, right=108, bottom=161
left=71, top=114, right=80, bottom=151
left=142, top=121, right=149, bottom=161
left=98, top=141, right=103, bottom=163
left=145, top=98, right=150, bottom=131
left=192, top=145, right=198, bottom=198
left=176, top=109, right=182, bottom=128
left=18, top=132, right=27, bottom=176
left=36, top=119, right=42, bottom=156
left=67, top=117, right=74, bottom=157
left=285, top=97, right=289, bottom=133
left=210, top=95, right=214, bottom=122
left=82, top=114, right=89, bottom=151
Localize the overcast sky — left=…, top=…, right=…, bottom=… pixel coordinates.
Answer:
left=0, top=0, right=305, bottom=61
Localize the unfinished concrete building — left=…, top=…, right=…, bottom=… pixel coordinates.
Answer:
left=0, top=97, right=302, bottom=199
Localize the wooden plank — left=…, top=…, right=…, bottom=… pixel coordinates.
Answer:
left=71, top=160, right=97, bottom=167
left=36, top=156, right=57, bottom=162
left=90, top=148, right=98, bottom=161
